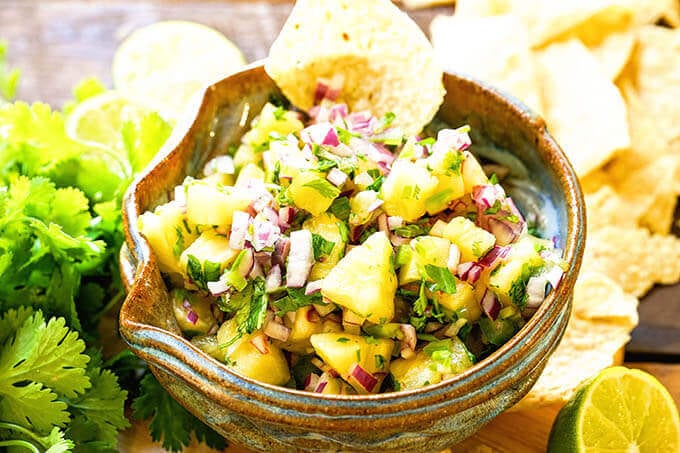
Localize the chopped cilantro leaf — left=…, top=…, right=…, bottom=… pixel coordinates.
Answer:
left=272, top=105, right=286, bottom=120
left=317, top=158, right=338, bottom=171
left=489, top=173, right=499, bottom=184
left=508, top=263, right=541, bottom=308
left=374, top=354, right=386, bottom=370
left=366, top=174, right=384, bottom=192
left=329, top=196, right=351, bottom=222
left=413, top=281, right=428, bottom=316
left=444, top=151, right=465, bottom=175
left=471, top=240, right=485, bottom=258
left=303, top=178, right=341, bottom=199
left=423, top=265, right=457, bottom=294
left=312, top=233, right=336, bottom=260
left=273, top=287, right=322, bottom=316
left=336, top=337, right=350, bottom=343
left=337, top=127, right=360, bottom=145
left=417, top=137, right=436, bottom=146
left=393, top=223, right=429, bottom=238
left=365, top=335, right=379, bottom=345
left=484, top=200, right=502, bottom=215
left=336, top=221, right=350, bottom=244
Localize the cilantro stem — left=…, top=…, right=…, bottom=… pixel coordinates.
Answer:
left=0, top=440, right=40, bottom=453
left=0, top=422, right=45, bottom=448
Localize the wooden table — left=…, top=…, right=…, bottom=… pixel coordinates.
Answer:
left=2, top=1, right=678, bottom=452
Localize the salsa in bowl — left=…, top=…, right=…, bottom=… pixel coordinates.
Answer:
left=119, top=65, right=585, bottom=451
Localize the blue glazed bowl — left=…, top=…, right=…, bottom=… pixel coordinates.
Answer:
left=119, top=63, right=585, bottom=452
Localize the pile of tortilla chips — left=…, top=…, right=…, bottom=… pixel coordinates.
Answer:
left=432, top=0, right=680, bottom=408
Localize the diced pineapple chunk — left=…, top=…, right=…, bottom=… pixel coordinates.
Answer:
left=185, top=181, right=253, bottom=227
left=349, top=190, right=380, bottom=226
left=279, top=306, right=325, bottom=354
left=321, top=232, right=397, bottom=324
left=288, top=171, right=340, bottom=216
left=489, top=236, right=544, bottom=306
left=399, top=235, right=451, bottom=285
left=179, top=230, right=240, bottom=280
left=303, top=213, right=347, bottom=280
left=380, top=159, right=438, bottom=221
left=138, top=201, right=196, bottom=274
left=233, top=143, right=259, bottom=170
left=390, top=337, right=474, bottom=390
left=202, top=172, right=234, bottom=187
left=171, top=289, right=216, bottom=336
left=461, top=151, right=489, bottom=193
left=216, top=319, right=290, bottom=385
left=433, top=280, right=481, bottom=322
left=425, top=148, right=465, bottom=215
left=432, top=217, right=496, bottom=263
left=310, top=333, right=394, bottom=394
left=235, top=162, right=265, bottom=187
left=242, top=102, right=304, bottom=149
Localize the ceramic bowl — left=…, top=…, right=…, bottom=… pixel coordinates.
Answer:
left=119, top=62, right=585, bottom=452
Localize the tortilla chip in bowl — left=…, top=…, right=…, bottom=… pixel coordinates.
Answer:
left=118, top=62, right=585, bottom=451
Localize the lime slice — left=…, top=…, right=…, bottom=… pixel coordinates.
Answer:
left=548, top=366, right=680, bottom=453
left=65, top=91, right=151, bottom=151
left=112, top=20, right=245, bottom=120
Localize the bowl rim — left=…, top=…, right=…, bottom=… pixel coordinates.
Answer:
left=120, top=62, right=586, bottom=418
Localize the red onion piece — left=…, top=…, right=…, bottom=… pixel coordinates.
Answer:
left=186, top=310, right=198, bottom=325
left=305, top=279, right=324, bottom=295
left=265, top=264, right=282, bottom=292
left=433, top=128, right=472, bottom=153
left=329, top=103, right=349, bottom=122
left=250, top=333, right=270, bottom=354
left=544, top=265, right=564, bottom=289
left=286, top=230, right=314, bottom=288
left=263, top=318, right=291, bottom=342
left=526, top=276, right=548, bottom=308
left=478, top=245, right=510, bottom=269
left=304, top=373, right=320, bottom=391
left=346, top=111, right=376, bottom=134
left=481, top=290, right=501, bottom=320
left=389, top=234, right=411, bottom=247
left=366, top=199, right=384, bottom=213
left=387, top=216, right=403, bottom=230
left=207, top=279, right=229, bottom=297
left=315, top=381, right=328, bottom=393
left=472, top=184, right=506, bottom=210
left=313, top=80, right=330, bottom=105
left=278, top=207, right=294, bottom=229
left=251, top=218, right=281, bottom=252
left=182, top=299, right=192, bottom=310
left=229, top=211, right=251, bottom=249
left=349, top=364, right=378, bottom=393
left=447, top=244, right=461, bottom=273
left=306, top=307, right=321, bottom=323
left=272, top=236, right=291, bottom=268
left=326, top=167, right=348, bottom=187
left=400, top=324, right=417, bottom=351
left=457, top=262, right=482, bottom=284
left=302, top=122, right=339, bottom=147
left=488, top=217, right=519, bottom=246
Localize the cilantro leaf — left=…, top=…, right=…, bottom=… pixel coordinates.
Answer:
left=133, top=373, right=227, bottom=452
left=413, top=281, right=428, bottom=316
left=329, top=196, right=351, bottom=222
left=312, top=233, right=335, bottom=260
left=423, top=265, right=457, bottom=294
left=508, top=263, right=541, bottom=308
left=393, top=223, right=429, bottom=238
left=273, top=287, right=322, bottom=316
left=302, top=178, right=341, bottom=199
left=366, top=174, right=384, bottom=192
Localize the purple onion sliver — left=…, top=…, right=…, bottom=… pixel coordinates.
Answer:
left=186, top=310, right=199, bottom=325
left=481, top=290, right=501, bottom=320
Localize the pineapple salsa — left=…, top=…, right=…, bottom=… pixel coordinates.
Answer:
left=139, top=93, right=567, bottom=394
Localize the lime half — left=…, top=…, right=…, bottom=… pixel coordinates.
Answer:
left=548, top=366, right=680, bottom=453
left=65, top=91, right=151, bottom=151
left=112, top=20, right=245, bottom=120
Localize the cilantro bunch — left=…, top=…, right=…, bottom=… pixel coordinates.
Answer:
left=0, top=45, right=226, bottom=451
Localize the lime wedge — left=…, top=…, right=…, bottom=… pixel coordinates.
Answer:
left=112, top=20, right=245, bottom=120
left=65, top=91, right=151, bottom=151
left=548, top=366, right=680, bottom=453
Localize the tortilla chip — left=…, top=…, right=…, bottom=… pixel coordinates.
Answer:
left=617, top=26, right=680, bottom=154
left=535, top=39, right=630, bottom=177
left=515, top=271, right=638, bottom=409
left=265, top=0, right=445, bottom=136
left=628, top=0, right=680, bottom=27
left=582, top=226, right=680, bottom=297
left=587, top=31, right=636, bottom=80
left=452, top=0, right=513, bottom=18
left=430, top=14, right=542, bottom=113
left=584, top=185, right=638, bottom=232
